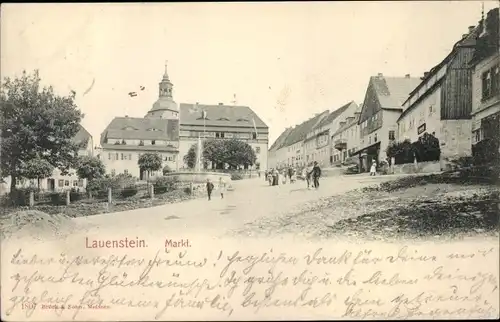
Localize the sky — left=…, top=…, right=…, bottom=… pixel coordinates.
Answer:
left=2, top=1, right=499, bottom=145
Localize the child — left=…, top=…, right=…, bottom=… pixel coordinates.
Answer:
left=370, top=161, right=377, bottom=176
left=219, top=177, right=226, bottom=199
left=206, top=178, right=214, bottom=200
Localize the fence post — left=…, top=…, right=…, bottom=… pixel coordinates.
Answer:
left=149, top=184, right=154, bottom=199
left=29, top=191, right=35, bottom=208
left=108, top=187, right=112, bottom=204
left=66, top=190, right=70, bottom=206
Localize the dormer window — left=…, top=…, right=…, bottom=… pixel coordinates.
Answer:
left=152, top=140, right=156, bottom=145
left=236, top=118, right=249, bottom=122
left=147, top=128, right=161, bottom=132
left=122, top=126, right=138, bottom=131
left=217, top=117, right=230, bottom=121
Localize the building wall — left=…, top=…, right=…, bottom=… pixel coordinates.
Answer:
left=332, top=123, right=360, bottom=163
left=440, top=120, right=472, bottom=158
left=441, top=47, right=475, bottom=120
left=285, top=141, right=304, bottom=167
left=101, top=148, right=178, bottom=178
left=471, top=53, right=500, bottom=143
left=107, top=138, right=179, bottom=147
left=398, top=87, right=442, bottom=142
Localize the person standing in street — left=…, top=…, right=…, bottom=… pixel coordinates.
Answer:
left=312, top=161, right=322, bottom=189
left=219, top=177, right=226, bottom=199
left=370, top=161, right=377, bottom=176
left=206, top=178, right=214, bottom=201
left=288, top=167, right=293, bottom=183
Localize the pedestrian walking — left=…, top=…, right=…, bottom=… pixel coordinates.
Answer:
left=288, top=167, right=293, bottom=183
left=370, top=161, right=377, bottom=176
left=304, top=163, right=313, bottom=189
left=206, top=178, right=214, bottom=200
left=312, top=161, right=321, bottom=189
left=219, top=177, right=226, bottom=199
left=282, top=169, right=287, bottom=184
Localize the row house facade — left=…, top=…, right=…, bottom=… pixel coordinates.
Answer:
left=1, top=124, right=94, bottom=194
left=267, top=127, right=293, bottom=169
left=470, top=8, right=500, bottom=159
left=353, top=73, right=421, bottom=171
left=332, top=109, right=361, bottom=164
left=398, top=24, right=481, bottom=159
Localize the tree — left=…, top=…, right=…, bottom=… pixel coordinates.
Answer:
left=203, top=139, right=226, bottom=168
left=0, top=70, right=83, bottom=193
left=183, top=144, right=197, bottom=169
left=223, top=139, right=257, bottom=169
left=138, top=152, right=162, bottom=180
left=76, top=156, right=105, bottom=182
left=20, top=157, right=54, bottom=189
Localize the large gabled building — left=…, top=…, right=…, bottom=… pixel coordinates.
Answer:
left=99, top=62, right=268, bottom=177
left=352, top=73, right=421, bottom=171
left=397, top=23, right=481, bottom=160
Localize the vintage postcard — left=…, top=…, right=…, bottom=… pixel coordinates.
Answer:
left=1, top=1, right=499, bottom=321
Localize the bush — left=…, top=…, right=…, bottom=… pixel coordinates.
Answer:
left=120, top=186, right=138, bottom=198
left=49, top=192, right=65, bottom=206
left=87, top=174, right=136, bottom=198
left=153, top=176, right=179, bottom=194
left=231, top=173, right=244, bottom=180
left=472, top=138, right=500, bottom=165
left=162, top=165, right=173, bottom=175
left=70, top=188, right=85, bottom=202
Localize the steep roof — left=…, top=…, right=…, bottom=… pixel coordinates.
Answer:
left=179, top=103, right=268, bottom=128
left=332, top=112, right=360, bottom=137
left=72, top=124, right=92, bottom=147
left=282, top=110, right=330, bottom=147
left=269, top=127, right=294, bottom=151
left=371, top=76, right=422, bottom=109
left=470, top=8, right=499, bottom=66
left=101, top=117, right=179, bottom=143
left=317, top=101, right=357, bottom=128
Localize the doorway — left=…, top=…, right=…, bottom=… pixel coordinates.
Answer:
left=47, top=178, right=55, bottom=191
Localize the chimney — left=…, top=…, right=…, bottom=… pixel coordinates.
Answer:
left=377, top=73, right=383, bottom=77
left=468, top=26, right=475, bottom=33
left=405, top=74, right=410, bottom=78
left=218, top=102, right=223, bottom=106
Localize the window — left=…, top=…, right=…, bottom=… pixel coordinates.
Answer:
left=374, top=133, right=378, bottom=142
left=78, top=179, right=84, bottom=187
left=115, top=153, right=119, bottom=160
left=255, top=147, right=261, bottom=154
left=129, top=153, right=132, bottom=160
left=73, top=180, right=78, bottom=187
left=121, top=153, right=124, bottom=160
left=152, top=140, right=156, bottom=145
left=389, top=130, right=395, bottom=141
left=108, top=153, right=111, bottom=160
left=58, top=179, right=64, bottom=187
left=429, top=105, right=434, bottom=115
left=369, top=136, right=371, bottom=144
left=482, top=64, right=500, bottom=101
left=64, top=180, right=70, bottom=186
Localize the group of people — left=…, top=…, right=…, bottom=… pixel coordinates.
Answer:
left=205, top=177, right=226, bottom=201
left=265, top=161, right=322, bottom=189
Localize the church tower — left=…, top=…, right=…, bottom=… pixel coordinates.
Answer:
left=145, top=61, right=179, bottom=120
